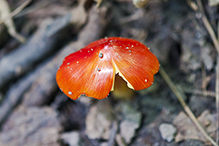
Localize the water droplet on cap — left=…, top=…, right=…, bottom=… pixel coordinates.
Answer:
left=99, top=52, right=103, bottom=58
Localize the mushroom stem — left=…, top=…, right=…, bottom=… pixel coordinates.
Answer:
left=112, top=75, right=135, bottom=100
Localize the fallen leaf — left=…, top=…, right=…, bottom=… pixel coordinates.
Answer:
left=173, top=110, right=216, bottom=144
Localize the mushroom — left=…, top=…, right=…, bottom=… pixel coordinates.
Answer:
left=56, top=37, right=159, bottom=100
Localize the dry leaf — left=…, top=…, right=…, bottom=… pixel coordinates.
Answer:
left=173, top=110, right=216, bottom=144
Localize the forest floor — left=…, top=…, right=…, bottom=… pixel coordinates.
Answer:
left=0, top=0, right=218, bottom=146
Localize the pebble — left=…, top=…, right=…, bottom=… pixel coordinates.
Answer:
left=159, top=123, right=176, bottom=142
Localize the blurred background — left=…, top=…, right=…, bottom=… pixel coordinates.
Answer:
left=0, top=0, right=218, bottom=146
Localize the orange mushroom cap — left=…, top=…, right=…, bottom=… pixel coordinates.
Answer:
left=56, top=37, right=159, bottom=100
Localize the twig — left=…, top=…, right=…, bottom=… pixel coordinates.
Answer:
left=0, top=18, right=64, bottom=89
left=159, top=66, right=218, bottom=146
left=0, top=2, right=88, bottom=89
left=183, top=89, right=216, bottom=97
left=186, top=0, right=198, bottom=11
left=108, top=121, right=118, bottom=146
left=0, top=63, right=42, bottom=126
left=196, top=0, right=219, bottom=144
left=14, top=0, right=53, bottom=18
left=217, top=21, right=219, bottom=42
left=94, top=0, right=103, bottom=7
left=196, top=0, right=219, bottom=53
left=217, top=57, right=219, bottom=144
left=0, top=0, right=32, bottom=25
left=217, top=23, right=219, bottom=145
left=0, top=0, right=26, bottom=43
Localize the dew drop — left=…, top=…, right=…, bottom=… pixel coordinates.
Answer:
left=67, top=66, right=69, bottom=69
left=131, top=45, right=134, bottom=47
left=145, top=79, right=147, bottom=82
left=91, top=48, right=93, bottom=51
left=129, top=50, right=132, bottom=52
left=68, top=91, right=72, bottom=95
left=126, top=47, right=129, bottom=49
left=99, top=52, right=103, bottom=58
left=97, top=68, right=101, bottom=72
left=77, top=61, right=79, bottom=63
left=88, top=51, right=90, bottom=53
left=67, top=63, right=70, bottom=65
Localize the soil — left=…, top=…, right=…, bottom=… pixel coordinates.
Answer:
left=0, top=0, right=218, bottom=146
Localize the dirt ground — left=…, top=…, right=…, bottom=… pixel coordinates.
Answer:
left=0, top=0, right=218, bottom=146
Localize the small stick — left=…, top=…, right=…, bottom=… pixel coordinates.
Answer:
left=0, top=0, right=26, bottom=43
left=159, top=66, right=218, bottom=146
left=216, top=57, right=219, bottom=144
left=0, top=0, right=32, bottom=24
left=183, top=89, right=216, bottom=97
left=196, top=0, right=219, bottom=53
left=196, top=0, right=219, bottom=144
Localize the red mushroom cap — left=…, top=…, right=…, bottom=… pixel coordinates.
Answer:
left=56, top=37, right=159, bottom=100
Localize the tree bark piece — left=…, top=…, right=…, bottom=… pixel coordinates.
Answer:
left=0, top=105, right=61, bottom=146
left=0, top=4, right=87, bottom=89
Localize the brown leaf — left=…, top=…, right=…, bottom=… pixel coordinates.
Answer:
left=173, top=110, right=216, bottom=144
